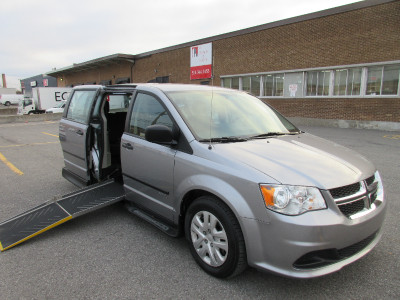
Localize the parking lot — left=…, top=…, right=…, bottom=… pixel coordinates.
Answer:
left=0, top=120, right=399, bottom=299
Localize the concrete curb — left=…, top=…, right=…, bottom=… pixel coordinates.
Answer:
left=0, top=113, right=63, bottom=124
left=0, top=107, right=18, bottom=115
left=289, top=117, right=400, bottom=132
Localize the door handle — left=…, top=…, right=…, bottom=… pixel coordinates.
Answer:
left=76, top=130, right=84, bottom=136
left=122, top=142, right=133, bottom=150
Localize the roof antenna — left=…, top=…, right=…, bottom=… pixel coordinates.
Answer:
left=208, top=57, right=214, bottom=150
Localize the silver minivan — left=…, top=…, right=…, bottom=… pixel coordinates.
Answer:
left=60, top=84, right=386, bottom=278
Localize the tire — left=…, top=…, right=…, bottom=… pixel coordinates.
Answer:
left=4, top=101, right=11, bottom=106
left=185, top=196, right=247, bottom=278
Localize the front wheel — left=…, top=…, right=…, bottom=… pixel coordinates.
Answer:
left=185, top=196, right=247, bottom=278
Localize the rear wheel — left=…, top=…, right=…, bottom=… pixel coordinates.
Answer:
left=4, top=101, right=11, bottom=106
left=185, top=196, right=247, bottom=278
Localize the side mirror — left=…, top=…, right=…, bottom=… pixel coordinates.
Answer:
left=145, top=125, right=178, bottom=145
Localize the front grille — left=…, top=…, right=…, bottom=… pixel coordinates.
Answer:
left=370, top=192, right=377, bottom=204
left=338, top=199, right=365, bottom=217
left=365, top=174, right=375, bottom=187
left=330, top=182, right=361, bottom=199
left=293, top=231, right=378, bottom=269
left=329, top=174, right=380, bottom=218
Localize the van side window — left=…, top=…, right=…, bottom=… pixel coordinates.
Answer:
left=129, top=93, right=173, bottom=137
left=66, top=90, right=97, bottom=124
left=108, top=94, right=131, bottom=113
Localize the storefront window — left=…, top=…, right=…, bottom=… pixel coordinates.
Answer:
left=367, top=65, right=400, bottom=95
left=242, top=77, right=251, bottom=93
left=251, top=76, right=261, bottom=96
left=334, top=68, right=361, bottom=96
left=382, top=65, right=399, bottom=95
left=263, top=74, right=284, bottom=96
left=221, top=63, right=399, bottom=98
left=231, top=77, right=239, bottom=90
left=307, top=71, right=330, bottom=96
left=366, top=67, right=382, bottom=95
left=221, top=78, right=230, bottom=88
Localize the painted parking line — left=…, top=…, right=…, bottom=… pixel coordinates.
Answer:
left=0, top=142, right=59, bottom=149
left=42, top=132, right=59, bottom=138
left=0, top=152, right=23, bottom=175
left=383, top=135, right=400, bottom=140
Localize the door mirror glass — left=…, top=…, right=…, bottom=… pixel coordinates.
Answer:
left=145, top=125, right=176, bottom=145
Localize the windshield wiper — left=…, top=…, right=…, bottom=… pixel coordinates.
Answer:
left=199, top=137, right=248, bottom=143
left=249, top=132, right=300, bottom=139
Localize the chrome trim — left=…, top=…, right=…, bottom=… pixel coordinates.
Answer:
left=333, top=181, right=366, bottom=203
left=332, top=177, right=381, bottom=219
left=350, top=203, right=377, bottom=220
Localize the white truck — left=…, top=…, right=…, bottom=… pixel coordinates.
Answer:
left=18, top=87, right=72, bottom=115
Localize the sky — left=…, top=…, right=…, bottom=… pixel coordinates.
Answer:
left=0, top=0, right=362, bottom=90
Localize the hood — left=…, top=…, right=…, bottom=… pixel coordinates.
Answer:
left=212, top=133, right=375, bottom=190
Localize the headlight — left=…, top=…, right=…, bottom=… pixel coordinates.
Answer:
left=260, top=184, right=327, bottom=215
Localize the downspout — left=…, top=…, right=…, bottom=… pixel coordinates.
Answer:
left=124, top=59, right=135, bottom=83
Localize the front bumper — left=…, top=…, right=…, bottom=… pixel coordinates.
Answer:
left=241, top=191, right=387, bottom=278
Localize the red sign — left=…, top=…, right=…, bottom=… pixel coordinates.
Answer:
left=43, top=79, right=48, bottom=87
left=191, top=65, right=212, bottom=80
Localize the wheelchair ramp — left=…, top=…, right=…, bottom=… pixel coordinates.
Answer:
left=0, top=179, right=124, bottom=251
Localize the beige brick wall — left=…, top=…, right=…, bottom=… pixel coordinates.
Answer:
left=264, top=97, right=400, bottom=122
left=213, top=1, right=400, bottom=82
left=58, top=62, right=132, bottom=87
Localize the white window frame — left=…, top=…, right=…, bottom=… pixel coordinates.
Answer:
left=220, top=60, right=400, bottom=98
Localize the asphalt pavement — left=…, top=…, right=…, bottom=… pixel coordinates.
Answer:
left=0, top=121, right=399, bottom=299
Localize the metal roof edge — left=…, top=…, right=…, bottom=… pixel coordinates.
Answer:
left=46, top=53, right=135, bottom=75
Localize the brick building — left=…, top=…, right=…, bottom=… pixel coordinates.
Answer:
left=47, top=0, right=400, bottom=123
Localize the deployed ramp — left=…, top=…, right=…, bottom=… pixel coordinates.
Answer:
left=0, top=179, right=125, bottom=251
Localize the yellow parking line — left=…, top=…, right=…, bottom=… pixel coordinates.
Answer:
left=383, top=135, right=400, bottom=140
left=42, top=132, right=59, bottom=138
left=0, top=141, right=59, bottom=149
left=0, top=152, right=24, bottom=175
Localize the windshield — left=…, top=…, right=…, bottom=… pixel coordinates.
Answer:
left=54, top=102, right=65, bottom=108
left=166, top=89, right=298, bottom=140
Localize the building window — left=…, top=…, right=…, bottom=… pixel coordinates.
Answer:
left=334, top=68, right=362, bottom=96
left=251, top=76, right=261, bottom=96
left=366, top=66, right=382, bottom=95
left=100, top=80, right=112, bottom=86
left=263, top=74, right=284, bottom=96
left=221, top=61, right=399, bottom=98
left=115, top=77, right=131, bottom=84
left=147, top=76, right=169, bottom=83
left=367, top=65, right=400, bottom=95
left=231, top=77, right=239, bottom=90
left=306, top=71, right=330, bottom=96
left=242, top=76, right=250, bottom=93
left=241, top=76, right=261, bottom=96
left=221, top=78, right=230, bottom=88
